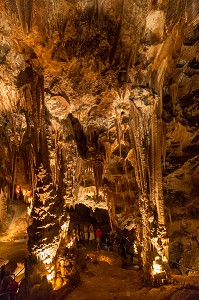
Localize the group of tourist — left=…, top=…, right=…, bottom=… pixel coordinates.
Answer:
left=68, top=223, right=103, bottom=250
left=0, top=265, right=18, bottom=300
left=68, top=222, right=135, bottom=262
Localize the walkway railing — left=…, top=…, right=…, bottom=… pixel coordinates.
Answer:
left=15, top=267, right=25, bottom=280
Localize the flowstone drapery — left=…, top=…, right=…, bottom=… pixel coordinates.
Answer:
left=129, top=87, right=168, bottom=271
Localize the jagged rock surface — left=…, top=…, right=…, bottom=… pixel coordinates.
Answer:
left=0, top=0, right=198, bottom=297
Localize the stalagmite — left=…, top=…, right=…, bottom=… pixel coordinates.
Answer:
left=129, top=87, right=168, bottom=271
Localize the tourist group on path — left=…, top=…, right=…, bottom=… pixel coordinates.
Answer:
left=68, top=222, right=135, bottom=262
left=67, top=223, right=103, bottom=251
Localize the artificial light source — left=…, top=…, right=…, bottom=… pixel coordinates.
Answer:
left=152, top=256, right=162, bottom=275
left=15, top=185, right=20, bottom=194
left=47, top=270, right=55, bottom=281
left=133, top=242, right=138, bottom=254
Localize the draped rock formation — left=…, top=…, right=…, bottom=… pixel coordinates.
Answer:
left=0, top=0, right=198, bottom=297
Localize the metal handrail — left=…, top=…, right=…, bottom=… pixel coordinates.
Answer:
left=17, top=276, right=24, bottom=285
left=15, top=267, right=25, bottom=278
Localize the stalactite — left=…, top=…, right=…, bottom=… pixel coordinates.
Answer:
left=156, top=118, right=166, bottom=228
left=14, top=0, right=33, bottom=33
left=11, top=150, right=17, bottom=201
left=87, top=124, right=95, bottom=143
left=109, top=0, right=125, bottom=65
left=0, top=187, right=8, bottom=229
left=170, top=83, right=178, bottom=114
left=153, top=111, right=159, bottom=211
left=93, top=161, right=103, bottom=201
left=15, top=0, right=26, bottom=32
left=106, top=190, right=116, bottom=230
left=149, top=113, right=155, bottom=206
left=115, top=110, right=122, bottom=158
left=129, top=87, right=168, bottom=271
left=162, top=120, right=167, bottom=170
left=129, top=102, right=147, bottom=193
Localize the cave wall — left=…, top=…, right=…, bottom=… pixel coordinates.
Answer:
left=0, top=0, right=198, bottom=291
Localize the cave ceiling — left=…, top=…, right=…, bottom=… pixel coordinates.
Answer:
left=0, top=0, right=198, bottom=237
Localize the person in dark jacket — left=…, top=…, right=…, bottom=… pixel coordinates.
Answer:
left=0, top=265, right=6, bottom=281
left=7, top=278, right=18, bottom=300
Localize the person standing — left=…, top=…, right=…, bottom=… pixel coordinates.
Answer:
left=75, top=229, right=80, bottom=248
left=0, top=265, right=6, bottom=281
left=89, top=224, right=95, bottom=245
left=83, top=224, right=89, bottom=243
left=105, top=233, right=112, bottom=251
left=95, top=228, right=102, bottom=250
left=79, top=230, right=85, bottom=248
left=7, top=278, right=18, bottom=300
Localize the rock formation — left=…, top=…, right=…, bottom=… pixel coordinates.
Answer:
left=0, top=0, right=198, bottom=297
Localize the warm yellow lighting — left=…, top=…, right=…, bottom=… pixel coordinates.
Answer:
left=37, top=248, right=54, bottom=265
left=152, top=256, right=163, bottom=275
left=47, top=270, right=55, bottom=281
left=152, top=262, right=162, bottom=275
left=98, top=255, right=113, bottom=265
left=22, top=189, right=32, bottom=203
left=61, top=222, right=67, bottom=238
left=27, top=197, right=33, bottom=215
left=66, top=240, right=74, bottom=248
left=134, top=242, right=138, bottom=254
left=61, top=222, right=67, bottom=231
left=15, top=185, right=20, bottom=194
left=22, top=190, right=27, bottom=196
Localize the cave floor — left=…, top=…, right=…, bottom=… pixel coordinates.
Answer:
left=64, top=249, right=199, bottom=300
left=0, top=241, right=199, bottom=300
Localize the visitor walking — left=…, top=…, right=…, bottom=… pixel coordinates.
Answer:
left=95, top=228, right=102, bottom=250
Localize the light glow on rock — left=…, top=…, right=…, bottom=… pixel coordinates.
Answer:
left=47, top=270, right=55, bottom=281
left=151, top=256, right=167, bottom=276
left=134, top=242, right=138, bottom=255
left=152, top=261, right=162, bottom=275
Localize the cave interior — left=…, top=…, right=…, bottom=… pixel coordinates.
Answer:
left=0, top=0, right=198, bottom=299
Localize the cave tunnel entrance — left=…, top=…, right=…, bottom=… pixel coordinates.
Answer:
left=69, top=204, right=111, bottom=233
left=68, top=204, right=112, bottom=249
left=67, top=203, right=137, bottom=260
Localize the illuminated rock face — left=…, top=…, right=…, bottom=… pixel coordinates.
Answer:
left=0, top=0, right=198, bottom=292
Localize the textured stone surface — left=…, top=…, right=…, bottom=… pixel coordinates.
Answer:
left=0, top=0, right=198, bottom=296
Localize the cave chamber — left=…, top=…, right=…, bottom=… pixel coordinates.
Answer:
left=0, top=0, right=198, bottom=299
